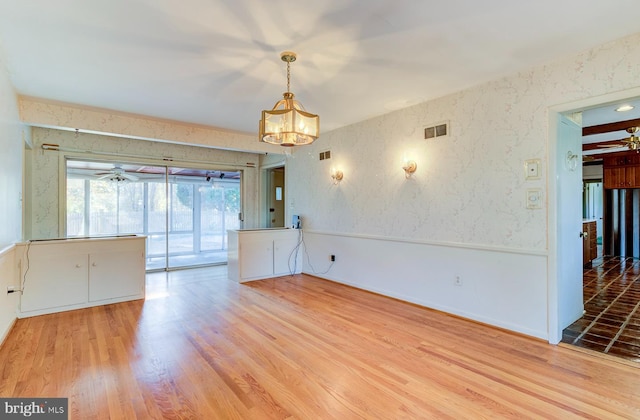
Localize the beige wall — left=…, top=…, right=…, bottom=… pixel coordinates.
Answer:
left=0, top=52, right=22, bottom=343
left=0, top=58, right=22, bottom=247
left=289, top=32, right=640, bottom=251
left=285, top=31, right=640, bottom=341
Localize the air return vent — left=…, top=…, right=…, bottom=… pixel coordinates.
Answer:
left=319, top=150, right=331, bottom=160
left=424, top=122, right=449, bottom=139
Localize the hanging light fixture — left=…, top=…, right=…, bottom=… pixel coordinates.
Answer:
left=259, top=51, right=319, bottom=147
left=624, top=127, right=640, bottom=151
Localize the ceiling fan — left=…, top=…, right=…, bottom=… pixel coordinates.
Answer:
left=597, top=127, right=640, bottom=151
left=94, top=164, right=139, bottom=182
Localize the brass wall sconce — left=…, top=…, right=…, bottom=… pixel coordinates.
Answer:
left=565, top=151, right=578, bottom=172
left=331, top=168, right=344, bottom=185
left=402, top=160, right=417, bottom=178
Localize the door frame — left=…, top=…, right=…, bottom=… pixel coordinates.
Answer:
left=548, top=86, right=640, bottom=343
left=260, top=160, right=287, bottom=228
left=266, top=166, right=285, bottom=228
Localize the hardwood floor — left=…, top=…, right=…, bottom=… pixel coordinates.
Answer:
left=1, top=267, right=640, bottom=419
left=562, top=256, right=640, bottom=361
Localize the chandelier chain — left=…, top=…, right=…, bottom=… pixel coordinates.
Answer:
left=286, top=61, right=291, bottom=92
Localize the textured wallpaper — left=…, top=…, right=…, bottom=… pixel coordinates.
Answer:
left=287, top=32, right=640, bottom=251
left=19, top=98, right=279, bottom=155
left=0, top=54, right=22, bottom=342
left=0, top=57, right=22, bottom=247
left=28, top=128, right=262, bottom=239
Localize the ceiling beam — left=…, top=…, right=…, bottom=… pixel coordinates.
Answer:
left=582, top=118, right=640, bottom=136
left=582, top=138, right=626, bottom=151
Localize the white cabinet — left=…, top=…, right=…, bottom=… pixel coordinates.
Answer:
left=20, top=252, right=88, bottom=312
left=237, top=237, right=275, bottom=279
left=228, top=228, right=302, bottom=283
left=274, top=237, right=302, bottom=275
left=89, top=250, right=145, bottom=301
left=16, top=236, right=145, bottom=317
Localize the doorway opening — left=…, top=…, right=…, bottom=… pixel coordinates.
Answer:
left=556, top=94, right=640, bottom=361
left=266, top=166, right=285, bottom=228
left=65, top=159, right=242, bottom=271
left=583, top=173, right=604, bottom=260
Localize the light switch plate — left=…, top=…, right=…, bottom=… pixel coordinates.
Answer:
left=526, top=188, right=543, bottom=209
left=524, top=159, right=541, bottom=180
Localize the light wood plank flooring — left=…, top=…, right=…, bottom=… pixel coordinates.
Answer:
left=1, top=267, right=639, bottom=419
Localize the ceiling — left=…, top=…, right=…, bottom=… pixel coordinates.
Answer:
left=581, top=98, right=640, bottom=157
left=1, top=0, right=640, bottom=137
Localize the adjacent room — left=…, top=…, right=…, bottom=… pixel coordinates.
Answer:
left=561, top=100, right=640, bottom=361
left=1, top=1, right=640, bottom=418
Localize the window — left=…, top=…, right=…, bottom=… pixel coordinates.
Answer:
left=66, top=160, right=241, bottom=270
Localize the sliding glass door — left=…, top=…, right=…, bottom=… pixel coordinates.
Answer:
left=66, top=160, right=241, bottom=271
left=164, top=169, right=240, bottom=269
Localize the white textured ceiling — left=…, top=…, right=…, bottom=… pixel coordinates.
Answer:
left=1, top=0, right=640, bottom=135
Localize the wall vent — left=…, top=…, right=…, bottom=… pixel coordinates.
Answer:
left=319, top=150, right=331, bottom=160
left=424, top=122, right=449, bottom=139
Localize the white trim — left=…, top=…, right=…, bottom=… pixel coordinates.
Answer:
left=0, top=244, right=17, bottom=349
left=547, top=111, right=560, bottom=344
left=301, top=230, right=548, bottom=339
left=17, top=296, right=144, bottom=319
left=260, top=159, right=286, bottom=170
left=313, top=275, right=547, bottom=340
left=0, top=243, right=15, bottom=258
left=303, top=229, right=547, bottom=257
left=0, top=318, right=16, bottom=349
left=58, top=154, right=66, bottom=237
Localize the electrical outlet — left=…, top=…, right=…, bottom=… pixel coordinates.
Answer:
left=7, top=285, right=17, bottom=294
left=454, top=275, right=463, bottom=287
left=330, top=254, right=336, bottom=262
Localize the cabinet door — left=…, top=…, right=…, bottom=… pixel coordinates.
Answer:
left=239, top=239, right=274, bottom=280
left=582, top=232, right=590, bottom=266
left=588, top=222, right=597, bottom=260
left=274, top=238, right=302, bottom=276
left=89, top=251, right=145, bottom=302
left=604, top=167, right=625, bottom=189
left=625, top=166, right=640, bottom=188
left=21, top=253, right=89, bottom=312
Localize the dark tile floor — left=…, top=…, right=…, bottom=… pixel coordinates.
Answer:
left=561, top=256, right=640, bottom=362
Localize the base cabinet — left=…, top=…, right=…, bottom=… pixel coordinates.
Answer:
left=20, top=252, right=88, bottom=312
left=228, top=229, right=302, bottom=283
left=16, top=236, right=146, bottom=317
left=237, top=237, right=275, bottom=280
left=582, top=220, right=597, bottom=267
left=274, top=237, right=302, bottom=275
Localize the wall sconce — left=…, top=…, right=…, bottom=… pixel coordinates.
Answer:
left=402, top=159, right=417, bottom=178
left=330, top=167, right=344, bottom=184
left=565, top=151, right=578, bottom=172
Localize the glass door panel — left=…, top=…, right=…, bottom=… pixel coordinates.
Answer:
left=67, top=160, right=240, bottom=271
left=146, top=180, right=168, bottom=271
left=200, top=179, right=241, bottom=255
left=66, top=178, right=86, bottom=236
left=168, top=180, right=195, bottom=269
left=167, top=167, right=241, bottom=269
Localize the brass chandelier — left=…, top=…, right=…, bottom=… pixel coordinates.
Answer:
left=259, top=51, right=319, bottom=147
